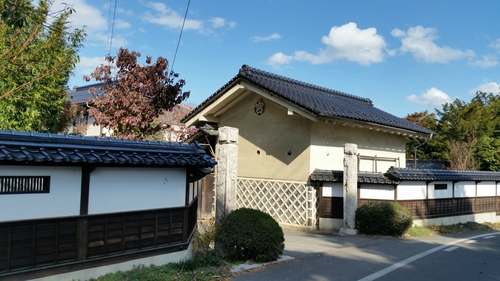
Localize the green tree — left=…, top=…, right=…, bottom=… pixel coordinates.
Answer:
left=85, top=48, right=190, bottom=140
left=407, top=92, right=500, bottom=171
left=405, top=110, right=442, bottom=161
left=0, top=0, right=86, bottom=132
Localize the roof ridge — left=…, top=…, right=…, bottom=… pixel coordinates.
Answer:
left=240, top=65, right=373, bottom=105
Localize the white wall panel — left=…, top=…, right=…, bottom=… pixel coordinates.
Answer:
left=360, top=184, right=394, bottom=200
left=397, top=181, right=426, bottom=200
left=455, top=181, right=476, bottom=198
left=88, top=167, right=186, bottom=214
left=322, top=182, right=343, bottom=197
left=0, top=166, right=81, bottom=221
left=428, top=181, right=453, bottom=199
left=477, top=181, right=496, bottom=197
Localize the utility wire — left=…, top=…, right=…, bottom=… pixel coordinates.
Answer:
left=170, top=0, right=190, bottom=73
left=108, top=0, right=118, bottom=56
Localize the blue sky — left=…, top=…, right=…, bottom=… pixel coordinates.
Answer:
left=59, top=0, right=500, bottom=118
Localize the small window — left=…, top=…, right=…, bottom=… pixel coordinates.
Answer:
left=434, top=183, right=447, bottom=190
left=0, top=176, right=50, bottom=194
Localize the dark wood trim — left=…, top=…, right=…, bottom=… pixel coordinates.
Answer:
left=2, top=241, right=190, bottom=281
left=394, top=184, right=397, bottom=201
left=79, top=167, right=92, bottom=215
left=0, top=203, right=197, bottom=280
left=185, top=171, right=190, bottom=207
left=76, top=218, right=88, bottom=260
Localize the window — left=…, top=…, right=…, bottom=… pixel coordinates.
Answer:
left=434, top=183, right=447, bottom=190
left=0, top=176, right=50, bottom=194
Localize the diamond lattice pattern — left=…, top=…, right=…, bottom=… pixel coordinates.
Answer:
left=237, top=178, right=317, bottom=227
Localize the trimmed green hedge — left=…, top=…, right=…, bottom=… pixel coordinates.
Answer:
left=215, top=208, right=284, bottom=262
left=356, top=201, right=413, bottom=236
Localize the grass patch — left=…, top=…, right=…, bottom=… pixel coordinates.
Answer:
left=84, top=254, right=233, bottom=281
left=406, top=221, right=500, bottom=238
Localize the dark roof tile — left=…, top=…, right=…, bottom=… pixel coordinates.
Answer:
left=385, top=167, right=500, bottom=181
left=310, top=169, right=399, bottom=184
left=0, top=130, right=216, bottom=170
left=183, top=65, right=434, bottom=136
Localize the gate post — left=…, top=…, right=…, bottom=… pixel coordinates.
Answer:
left=340, top=143, right=359, bottom=235
left=215, top=126, right=238, bottom=223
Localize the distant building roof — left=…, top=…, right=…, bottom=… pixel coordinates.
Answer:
left=182, top=65, right=434, bottom=137
left=68, top=83, right=104, bottom=104
left=0, top=130, right=216, bottom=180
left=384, top=167, right=500, bottom=181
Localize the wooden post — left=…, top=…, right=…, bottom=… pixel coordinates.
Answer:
left=215, top=126, right=239, bottom=223
left=76, top=218, right=88, bottom=260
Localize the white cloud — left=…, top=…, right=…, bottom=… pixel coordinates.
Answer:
left=73, top=56, right=107, bottom=81
left=54, top=0, right=107, bottom=33
left=143, top=2, right=202, bottom=30
left=142, top=2, right=235, bottom=34
left=267, top=52, right=293, bottom=65
left=267, top=22, right=386, bottom=66
left=391, top=26, right=475, bottom=63
left=407, top=87, right=452, bottom=105
left=209, top=17, right=236, bottom=29
left=469, top=54, right=498, bottom=68
left=114, top=19, right=132, bottom=29
left=489, top=39, right=500, bottom=52
left=252, top=33, right=281, bottom=42
left=468, top=82, right=500, bottom=95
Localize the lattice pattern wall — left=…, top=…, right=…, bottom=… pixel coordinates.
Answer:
left=237, top=178, right=318, bottom=227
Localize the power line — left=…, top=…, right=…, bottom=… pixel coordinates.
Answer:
left=170, top=0, right=190, bottom=73
left=108, top=0, right=118, bottom=56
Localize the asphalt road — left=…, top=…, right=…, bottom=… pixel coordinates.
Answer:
left=233, top=230, right=500, bottom=281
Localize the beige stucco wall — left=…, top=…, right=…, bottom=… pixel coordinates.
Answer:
left=218, top=94, right=311, bottom=181
left=218, top=91, right=408, bottom=181
left=310, top=122, right=407, bottom=172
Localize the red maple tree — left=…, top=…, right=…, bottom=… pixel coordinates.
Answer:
left=84, top=48, right=190, bottom=140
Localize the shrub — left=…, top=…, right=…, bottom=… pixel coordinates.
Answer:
left=356, top=201, right=413, bottom=236
left=215, top=208, right=284, bottom=262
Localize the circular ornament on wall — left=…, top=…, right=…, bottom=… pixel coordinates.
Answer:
left=254, top=99, right=266, bottom=115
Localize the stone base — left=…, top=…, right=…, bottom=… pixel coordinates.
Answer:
left=339, top=228, right=359, bottom=236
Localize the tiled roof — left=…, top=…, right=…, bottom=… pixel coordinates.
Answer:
left=182, top=65, right=434, bottom=136
left=68, top=83, right=104, bottom=104
left=310, top=169, right=399, bottom=184
left=0, top=130, right=216, bottom=173
left=385, top=167, right=500, bottom=181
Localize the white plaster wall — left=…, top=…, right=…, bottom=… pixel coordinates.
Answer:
left=360, top=184, right=394, bottom=200
left=498, top=183, right=500, bottom=196
left=322, top=182, right=343, bottom=197
left=88, top=167, right=186, bottom=214
left=396, top=181, right=426, bottom=200
left=413, top=212, right=499, bottom=226
left=309, top=122, right=407, bottom=174
left=310, top=146, right=344, bottom=172
left=455, top=181, right=476, bottom=198
left=477, top=181, right=496, bottom=197
left=0, top=166, right=81, bottom=221
left=427, top=181, right=453, bottom=199
left=85, top=116, right=101, bottom=137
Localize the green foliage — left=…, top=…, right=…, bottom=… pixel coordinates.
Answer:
left=84, top=255, right=231, bottom=281
left=216, top=208, right=284, bottom=263
left=356, top=201, right=413, bottom=237
left=0, top=0, right=86, bottom=133
left=406, top=92, right=500, bottom=171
